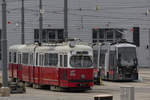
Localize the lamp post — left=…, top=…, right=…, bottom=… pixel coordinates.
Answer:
left=21, top=0, right=25, bottom=44
left=1, top=0, right=10, bottom=96
left=39, top=0, right=43, bottom=44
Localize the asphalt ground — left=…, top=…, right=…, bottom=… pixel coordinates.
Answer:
left=0, top=68, right=150, bottom=100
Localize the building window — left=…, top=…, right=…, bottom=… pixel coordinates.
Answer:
left=92, top=28, right=123, bottom=43
left=34, top=29, right=64, bottom=43
left=58, top=29, right=64, bottom=42
left=133, top=27, right=140, bottom=47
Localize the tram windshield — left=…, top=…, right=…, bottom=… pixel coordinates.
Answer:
left=70, top=55, right=93, bottom=67
left=118, top=47, right=137, bottom=66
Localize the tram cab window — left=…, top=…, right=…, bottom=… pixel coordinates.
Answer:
left=48, top=53, right=58, bottom=66
left=22, top=53, right=29, bottom=65
left=70, top=55, right=92, bottom=67
left=118, top=47, right=137, bottom=66
left=64, top=55, right=68, bottom=67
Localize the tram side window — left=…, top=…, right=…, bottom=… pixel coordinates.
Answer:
left=109, top=51, right=116, bottom=67
left=39, top=55, right=42, bottom=66
left=13, top=52, right=17, bottom=63
left=22, top=53, right=29, bottom=65
left=39, top=54, right=44, bottom=66
left=30, top=53, right=33, bottom=65
left=36, top=53, right=38, bottom=66
left=44, top=53, right=48, bottom=66
left=42, top=55, right=44, bottom=66
left=99, top=52, right=105, bottom=66
left=48, top=53, right=58, bottom=66
left=9, top=52, right=11, bottom=63
left=64, top=55, right=68, bottom=67
left=60, top=55, right=63, bottom=67
left=18, top=54, right=21, bottom=64
left=93, top=50, right=98, bottom=68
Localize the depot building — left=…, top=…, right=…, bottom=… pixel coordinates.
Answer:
left=0, top=0, right=150, bottom=68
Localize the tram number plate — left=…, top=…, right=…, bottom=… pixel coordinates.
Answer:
left=79, top=84, right=87, bottom=86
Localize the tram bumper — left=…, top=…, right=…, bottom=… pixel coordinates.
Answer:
left=117, top=73, right=138, bottom=81
left=68, top=80, right=93, bottom=88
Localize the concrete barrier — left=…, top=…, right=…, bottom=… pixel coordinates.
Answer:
left=94, top=94, right=113, bottom=100
left=0, top=87, right=10, bottom=96
left=120, top=87, right=134, bottom=100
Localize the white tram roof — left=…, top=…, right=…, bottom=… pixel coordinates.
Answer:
left=100, top=42, right=136, bottom=51
left=113, top=43, right=136, bottom=48
left=9, top=44, right=26, bottom=52
left=9, top=44, right=38, bottom=53
left=19, top=44, right=38, bottom=52
left=36, top=42, right=92, bottom=53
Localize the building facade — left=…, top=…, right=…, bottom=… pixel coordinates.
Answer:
left=0, top=0, right=150, bottom=68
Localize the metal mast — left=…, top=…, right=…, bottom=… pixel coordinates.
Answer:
left=21, top=0, right=25, bottom=44
left=64, top=0, right=68, bottom=41
left=1, top=0, right=8, bottom=87
left=39, top=0, right=43, bottom=44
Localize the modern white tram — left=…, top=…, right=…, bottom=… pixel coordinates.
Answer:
left=93, top=41, right=138, bottom=81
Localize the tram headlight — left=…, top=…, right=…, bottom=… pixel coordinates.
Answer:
left=118, top=68, right=122, bottom=74
left=94, top=72, right=98, bottom=78
left=81, top=74, right=85, bottom=79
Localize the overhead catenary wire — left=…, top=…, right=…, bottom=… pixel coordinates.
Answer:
left=1, top=0, right=150, bottom=35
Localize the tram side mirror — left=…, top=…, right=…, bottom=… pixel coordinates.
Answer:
left=99, top=66, right=102, bottom=70
left=133, top=57, right=138, bottom=66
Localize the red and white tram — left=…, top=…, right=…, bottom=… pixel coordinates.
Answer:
left=9, top=41, right=94, bottom=91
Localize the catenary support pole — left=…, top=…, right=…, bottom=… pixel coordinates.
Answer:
left=21, top=0, right=25, bottom=44
left=1, top=0, right=10, bottom=96
left=2, top=0, right=8, bottom=88
left=39, top=0, right=43, bottom=44
left=64, top=0, right=68, bottom=41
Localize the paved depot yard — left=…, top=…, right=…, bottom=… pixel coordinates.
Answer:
left=0, top=68, right=150, bottom=100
